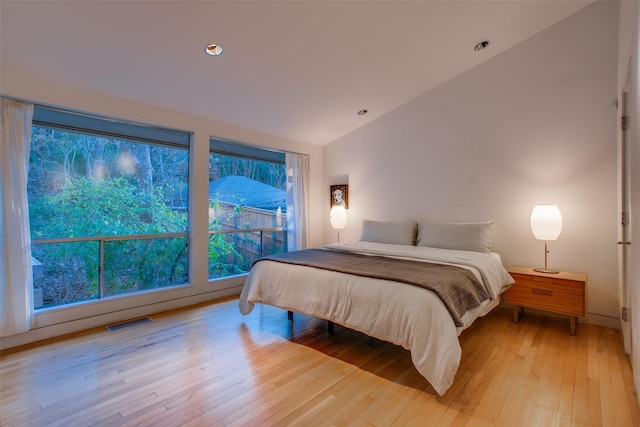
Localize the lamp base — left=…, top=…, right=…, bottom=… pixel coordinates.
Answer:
left=533, top=267, right=560, bottom=274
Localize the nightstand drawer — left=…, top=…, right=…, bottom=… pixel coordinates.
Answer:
left=505, top=284, right=585, bottom=316
left=509, top=273, right=584, bottom=296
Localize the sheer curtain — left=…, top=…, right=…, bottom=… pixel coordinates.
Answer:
left=1, top=98, right=34, bottom=336
left=285, top=152, right=310, bottom=251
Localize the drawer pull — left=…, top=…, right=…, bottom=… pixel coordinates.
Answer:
left=532, top=288, right=553, bottom=297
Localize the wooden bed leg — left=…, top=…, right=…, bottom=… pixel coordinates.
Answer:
left=327, top=321, right=335, bottom=335
left=287, top=310, right=293, bottom=321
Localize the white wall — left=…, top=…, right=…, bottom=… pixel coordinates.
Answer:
left=0, top=72, right=324, bottom=348
left=324, top=2, right=620, bottom=327
left=617, top=0, right=640, bottom=409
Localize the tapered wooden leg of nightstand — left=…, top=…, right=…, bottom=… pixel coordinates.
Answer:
left=513, top=306, right=524, bottom=322
left=569, top=317, right=576, bottom=336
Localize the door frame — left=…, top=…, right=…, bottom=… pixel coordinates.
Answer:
left=619, top=62, right=632, bottom=357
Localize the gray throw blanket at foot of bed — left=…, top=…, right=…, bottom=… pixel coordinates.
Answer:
left=257, top=248, right=489, bottom=327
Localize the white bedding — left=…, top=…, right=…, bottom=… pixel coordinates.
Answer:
left=238, top=241, right=514, bottom=395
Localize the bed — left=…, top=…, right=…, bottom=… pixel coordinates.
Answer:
left=238, top=220, right=514, bottom=395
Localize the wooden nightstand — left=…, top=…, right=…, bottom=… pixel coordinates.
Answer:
left=505, top=266, right=587, bottom=335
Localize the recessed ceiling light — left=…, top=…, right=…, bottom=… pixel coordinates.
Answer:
left=474, top=40, right=489, bottom=51
left=205, top=43, right=224, bottom=56
left=357, top=109, right=368, bottom=116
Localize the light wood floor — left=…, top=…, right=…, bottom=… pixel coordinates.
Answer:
left=1, top=297, right=639, bottom=426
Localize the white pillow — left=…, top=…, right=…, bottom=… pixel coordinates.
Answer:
left=359, top=220, right=417, bottom=246
left=416, top=222, right=494, bottom=253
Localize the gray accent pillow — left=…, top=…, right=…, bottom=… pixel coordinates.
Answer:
left=359, top=220, right=418, bottom=245
left=416, top=222, right=494, bottom=253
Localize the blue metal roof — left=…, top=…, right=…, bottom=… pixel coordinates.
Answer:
left=208, top=176, right=286, bottom=211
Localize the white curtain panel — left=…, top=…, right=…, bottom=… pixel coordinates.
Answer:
left=1, top=98, right=34, bottom=337
left=285, top=152, right=310, bottom=251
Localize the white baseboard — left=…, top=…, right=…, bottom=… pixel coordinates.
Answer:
left=0, top=285, right=243, bottom=350
left=584, top=312, right=622, bottom=330
left=5, top=295, right=623, bottom=351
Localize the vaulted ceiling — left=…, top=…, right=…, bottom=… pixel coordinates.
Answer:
left=1, top=1, right=592, bottom=145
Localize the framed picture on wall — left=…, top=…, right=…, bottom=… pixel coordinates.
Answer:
left=330, top=185, right=348, bottom=208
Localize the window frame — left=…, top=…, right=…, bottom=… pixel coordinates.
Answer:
left=207, top=136, right=287, bottom=280
left=33, top=105, right=191, bottom=148
left=29, top=105, right=193, bottom=310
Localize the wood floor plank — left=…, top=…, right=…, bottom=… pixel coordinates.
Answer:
left=572, top=324, right=590, bottom=427
left=556, top=324, right=579, bottom=426
left=1, top=297, right=639, bottom=426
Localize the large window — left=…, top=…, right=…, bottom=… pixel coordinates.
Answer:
left=28, top=106, right=191, bottom=309
left=208, top=137, right=287, bottom=279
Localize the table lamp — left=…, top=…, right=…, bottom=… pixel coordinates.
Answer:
left=330, top=205, right=347, bottom=242
left=530, top=204, right=562, bottom=273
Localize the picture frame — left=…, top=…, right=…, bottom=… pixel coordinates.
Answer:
left=330, top=184, right=348, bottom=208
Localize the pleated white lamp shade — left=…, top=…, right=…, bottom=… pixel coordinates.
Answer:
left=530, top=205, right=562, bottom=241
